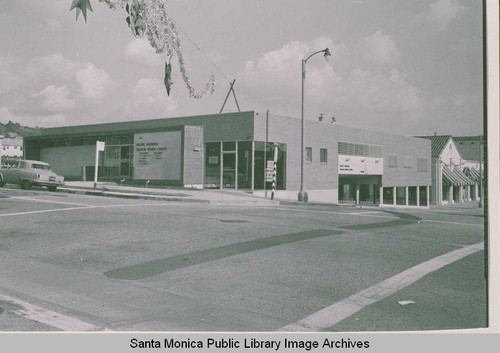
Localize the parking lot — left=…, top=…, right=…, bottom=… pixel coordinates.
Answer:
left=0, top=186, right=487, bottom=332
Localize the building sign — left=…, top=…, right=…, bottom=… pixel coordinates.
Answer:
left=133, top=131, right=181, bottom=180
left=338, top=155, right=383, bottom=175
left=96, top=140, right=105, bottom=151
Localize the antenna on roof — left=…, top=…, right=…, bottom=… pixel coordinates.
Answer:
left=219, top=79, right=241, bottom=114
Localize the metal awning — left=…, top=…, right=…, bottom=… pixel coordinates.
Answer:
left=463, top=167, right=481, bottom=183
left=442, top=167, right=475, bottom=186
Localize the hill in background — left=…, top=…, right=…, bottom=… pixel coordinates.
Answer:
left=0, top=121, right=42, bottom=137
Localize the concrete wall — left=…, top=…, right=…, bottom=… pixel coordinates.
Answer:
left=183, top=126, right=204, bottom=187
left=254, top=113, right=432, bottom=197
left=40, top=145, right=95, bottom=179
left=133, top=131, right=182, bottom=181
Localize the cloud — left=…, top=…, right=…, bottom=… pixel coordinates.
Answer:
left=420, top=0, right=465, bottom=31
left=125, top=38, right=163, bottom=67
left=75, top=63, right=115, bottom=100
left=237, top=35, right=421, bottom=129
left=0, top=106, right=66, bottom=127
left=33, top=85, right=74, bottom=112
left=130, top=77, right=180, bottom=117
left=362, top=31, right=401, bottom=65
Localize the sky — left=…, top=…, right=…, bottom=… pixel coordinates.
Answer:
left=0, top=0, right=484, bottom=136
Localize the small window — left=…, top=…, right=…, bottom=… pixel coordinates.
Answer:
left=417, top=158, right=428, bottom=172
left=320, top=148, right=328, bottom=163
left=404, top=156, right=413, bottom=168
left=305, top=147, right=312, bottom=163
left=388, top=155, right=398, bottom=167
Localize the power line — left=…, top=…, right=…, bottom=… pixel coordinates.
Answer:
left=175, top=23, right=231, bottom=83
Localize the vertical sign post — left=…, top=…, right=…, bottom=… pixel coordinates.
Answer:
left=271, top=143, right=278, bottom=200
left=94, top=140, right=105, bottom=190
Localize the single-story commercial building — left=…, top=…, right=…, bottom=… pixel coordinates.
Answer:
left=24, top=111, right=432, bottom=207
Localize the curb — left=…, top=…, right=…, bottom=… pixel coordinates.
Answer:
left=59, top=187, right=210, bottom=204
left=58, top=187, right=280, bottom=206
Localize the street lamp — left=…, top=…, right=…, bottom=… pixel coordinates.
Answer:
left=298, top=48, right=331, bottom=202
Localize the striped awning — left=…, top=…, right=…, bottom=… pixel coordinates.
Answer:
left=442, top=167, right=475, bottom=186
left=463, top=167, right=481, bottom=183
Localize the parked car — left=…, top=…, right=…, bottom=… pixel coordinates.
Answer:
left=0, top=160, right=64, bottom=191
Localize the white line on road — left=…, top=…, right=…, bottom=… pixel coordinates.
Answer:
left=10, top=196, right=96, bottom=207
left=279, top=241, right=484, bottom=332
left=0, top=206, right=98, bottom=218
left=269, top=206, right=483, bottom=227
left=0, top=294, right=101, bottom=331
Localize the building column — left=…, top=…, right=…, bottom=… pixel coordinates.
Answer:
left=426, top=186, right=430, bottom=207
left=405, top=186, right=409, bottom=206
left=251, top=141, right=255, bottom=192
left=417, top=186, right=420, bottom=207
left=379, top=186, right=383, bottom=207
left=355, top=182, right=360, bottom=206
left=393, top=187, right=397, bottom=206
left=234, top=141, right=238, bottom=190
left=449, top=185, right=453, bottom=204
left=219, top=141, right=223, bottom=190
left=467, top=185, right=471, bottom=201
left=475, top=184, right=479, bottom=201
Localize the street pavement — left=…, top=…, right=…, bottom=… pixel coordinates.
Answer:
left=0, top=184, right=487, bottom=332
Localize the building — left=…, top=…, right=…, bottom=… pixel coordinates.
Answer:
left=24, top=111, right=432, bottom=207
left=0, top=134, right=23, bottom=164
left=416, top=134, right=478, bottom=205
left=453, top=135, right=484, bottom=201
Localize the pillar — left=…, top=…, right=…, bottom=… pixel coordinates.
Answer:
left=355, top=183, right=360, bottom=206
left=393, top=186, right=396, bottom=206
left=379, top=186, right=383, bottom=207
left=251, top=141, right=255, bottom=192
left=219, top=141, right=223, bottom=190
left=417, top=186, right=420, bottom=207
left=234, top=142, right=238, bottom=190
left=426, top=186, right=430, bottom=207
left=449, top=185, right=453, bottom=204
left=405, top=186, right=409, bottom=206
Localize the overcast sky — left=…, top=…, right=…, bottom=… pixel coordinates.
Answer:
left=0, top=0, right=483, bottom=136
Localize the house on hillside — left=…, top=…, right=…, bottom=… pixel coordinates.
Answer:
left=416, top=134, right=478, bottom=205
left=0, top=133, right=23, bottom=164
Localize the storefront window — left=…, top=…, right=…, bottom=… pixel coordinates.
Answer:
left=383, top=187, right=394, bottom=205
left=396, top=187, right=406, bottom=205
left=408, top=186, right=417, bottom=206
left=237, top=141, right=253, bottom=189
left=419, top=186, right=428, bottom=206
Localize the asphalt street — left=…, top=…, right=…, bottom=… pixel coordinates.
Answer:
left=0, top=186, right=487, bottom=332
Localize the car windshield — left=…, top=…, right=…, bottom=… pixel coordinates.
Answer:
left=32, top=163, right=51, bottom=170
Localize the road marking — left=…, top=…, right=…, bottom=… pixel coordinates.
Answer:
left=420, top=219, right=484, bottom=227
left=279, top=242, right=484, bottom=332
left=270, top=207, right=483, bottom=227
left=10, top=196, right=95, bottom=207
left=0, top=294, right=101, bottom=331
left=0, top=206, right=98, bottom=218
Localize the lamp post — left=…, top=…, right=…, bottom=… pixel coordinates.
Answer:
left=298, top=48, right=331, bottom=202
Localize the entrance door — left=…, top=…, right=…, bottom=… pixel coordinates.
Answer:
left=222, top=152, right=236, bottom=188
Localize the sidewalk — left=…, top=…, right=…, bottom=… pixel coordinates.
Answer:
left=60, top=181, right=280, bottom=206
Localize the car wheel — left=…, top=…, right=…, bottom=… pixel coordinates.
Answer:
left=22, top=180, right=33, bottom=190
left=48, top=186, right=57, bottom=192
